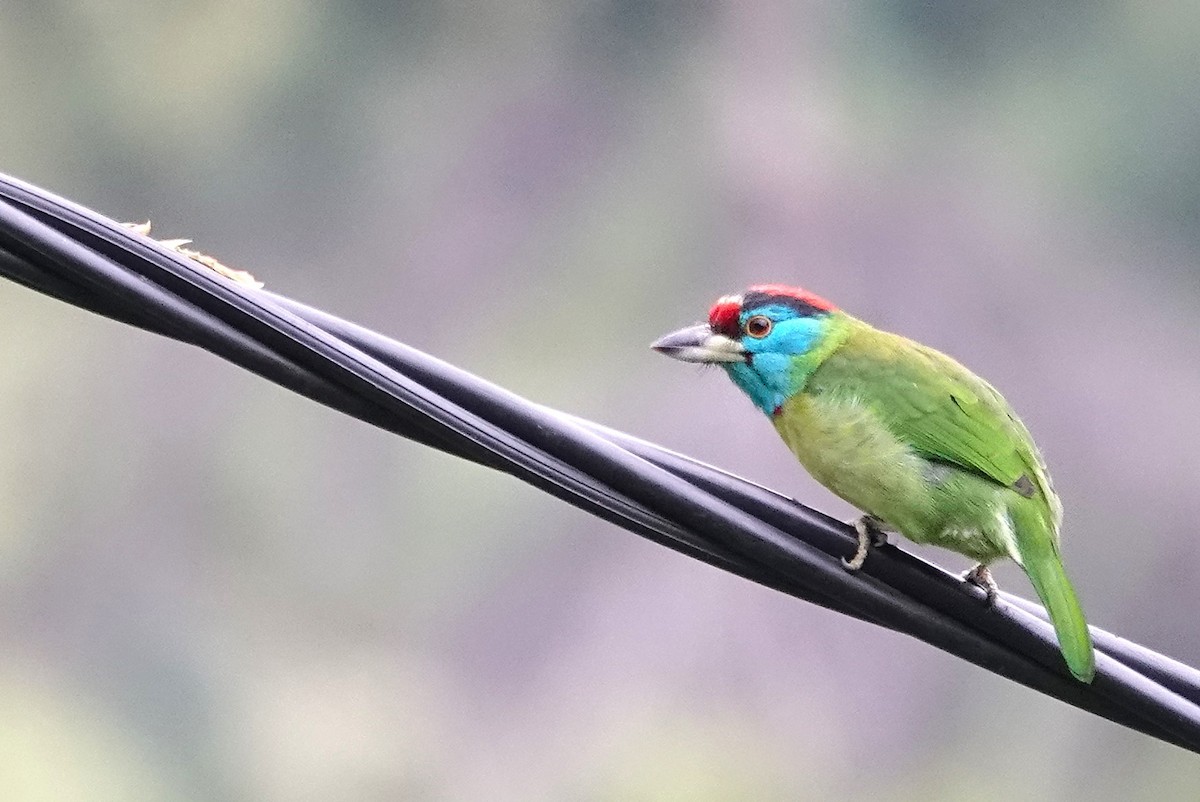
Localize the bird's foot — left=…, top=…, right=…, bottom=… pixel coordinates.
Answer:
left=963, top=564, right=998, bottom=605
left=842, top=515, right=886, bottom=571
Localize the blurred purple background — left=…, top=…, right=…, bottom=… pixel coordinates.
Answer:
left=2, top=2, right=1199, bottom=799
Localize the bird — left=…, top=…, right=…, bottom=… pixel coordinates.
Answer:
left=650, top=283, right=1095, bottom=683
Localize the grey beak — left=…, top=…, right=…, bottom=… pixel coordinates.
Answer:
left=650, top=324, right=746, bottom=364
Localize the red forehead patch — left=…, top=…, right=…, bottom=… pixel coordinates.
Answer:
left=708, top=296, right=742, bottom=336
left=746, top=284, right=836, bottom=311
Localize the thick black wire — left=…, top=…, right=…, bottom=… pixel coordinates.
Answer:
left=1, top=174, right=1198, bottom=751
left=1, top=182, right=1196, bottom=747
left=4, top=180, right=1195, bottom=744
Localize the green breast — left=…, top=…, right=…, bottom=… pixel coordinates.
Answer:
left=772, top=392, right=939, bottom=538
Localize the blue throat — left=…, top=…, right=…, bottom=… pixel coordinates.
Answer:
left=723, top=358, right=797, bottom=415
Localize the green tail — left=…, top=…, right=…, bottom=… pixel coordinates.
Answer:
left=1010, top=504, right=1096, bottom=683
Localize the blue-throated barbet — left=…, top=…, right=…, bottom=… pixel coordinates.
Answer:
left=651, top=284, right=1094, bottom=683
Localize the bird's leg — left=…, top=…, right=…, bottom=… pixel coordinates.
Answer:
left=842, top=515, right=886, bottom=571
left=963, top=563, right=999, bottom=605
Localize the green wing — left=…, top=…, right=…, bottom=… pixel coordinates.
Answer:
left=812, top=325, right=1056, bottom=518
left=812, top=323, right=1094, bottom=682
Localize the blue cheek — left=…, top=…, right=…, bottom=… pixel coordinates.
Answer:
left=749, top=351, right=792, bottom=376
left=724, top=317, right=824, bottom=415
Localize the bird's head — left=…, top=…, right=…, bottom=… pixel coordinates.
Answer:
left=651, top=284, right=845, bottom=416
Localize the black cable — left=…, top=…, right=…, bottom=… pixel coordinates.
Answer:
left=0, top=173, right=1198, bottom=751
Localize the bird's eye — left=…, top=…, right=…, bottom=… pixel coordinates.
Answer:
left=744, top=315, right=772, bottom=339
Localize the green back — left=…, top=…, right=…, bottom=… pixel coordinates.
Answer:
left=807, top=320, right=1062, bottom=542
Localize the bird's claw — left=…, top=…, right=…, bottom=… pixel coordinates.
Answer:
left=843, top=515, right=884, bottom=572
left=963, top=564, right=999, bottom=606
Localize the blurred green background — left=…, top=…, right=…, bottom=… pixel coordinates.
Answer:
left=2, top=1, right=1200, bottom=799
